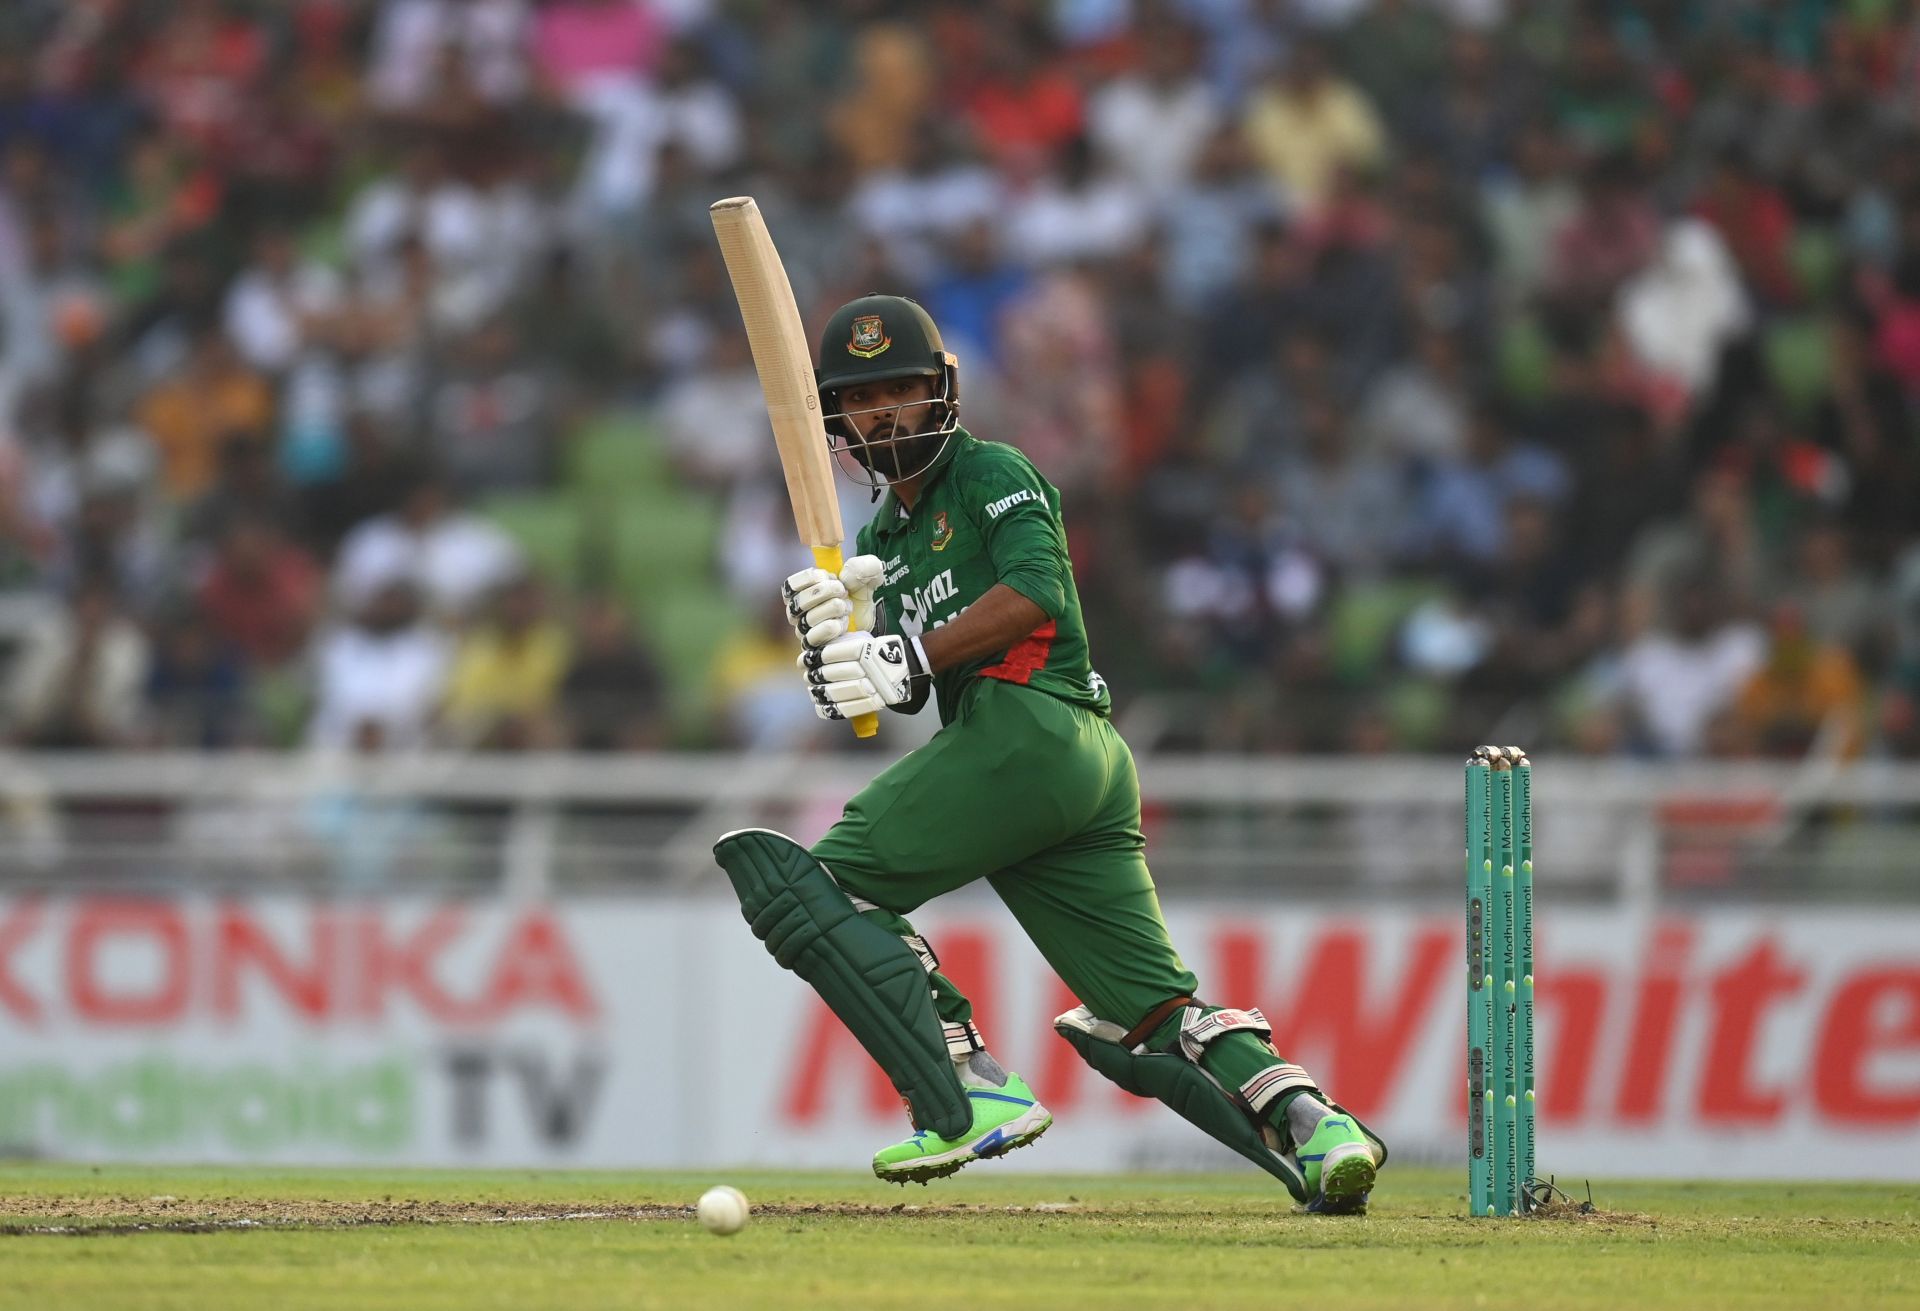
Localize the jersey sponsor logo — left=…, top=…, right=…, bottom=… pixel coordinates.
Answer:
left=896, top=569, right=956, bottom=635
left=910, top=569, right=956, bottom=617
left=983, top=489, right=1036, bottom=519
left=847, top=315, right=891, bottom=359
left=930, top=510, right=953, bottom=551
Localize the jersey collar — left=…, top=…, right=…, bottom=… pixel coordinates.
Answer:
left=872, top=428, right=972, bottom=541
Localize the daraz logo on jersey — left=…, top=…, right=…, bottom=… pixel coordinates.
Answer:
left=912, top=570, right=957, bottom=615
left=984, top=489, right=1036, bottom=519
left=898, top=570, right=958, bottom=633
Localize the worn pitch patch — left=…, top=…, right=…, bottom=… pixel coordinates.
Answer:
left=0, top=1196, right=1090, bottom=1236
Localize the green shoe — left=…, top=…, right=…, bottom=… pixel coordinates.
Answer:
left=1299, top=1112, right=1380, bottom=1215
left=872, top=1073, right=1053, bottom=1185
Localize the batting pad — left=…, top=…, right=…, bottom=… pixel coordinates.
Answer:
left=714, top=828, right=971, bottom=1140
left=1054, top=1005, right=1311, bottom=1203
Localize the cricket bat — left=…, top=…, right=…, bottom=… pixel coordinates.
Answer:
left=709, top=195, right=879, bottom=739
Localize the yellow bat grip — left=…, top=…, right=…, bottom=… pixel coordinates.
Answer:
left=811, top=545, right=879, bottom=739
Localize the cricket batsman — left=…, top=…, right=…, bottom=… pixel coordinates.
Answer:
left=713, top=295, right=1387, bottom=1212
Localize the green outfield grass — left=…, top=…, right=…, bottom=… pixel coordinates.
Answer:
left=1, top=1165, right=1914, bottom=1310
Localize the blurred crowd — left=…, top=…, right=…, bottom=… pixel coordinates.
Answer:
left=0, top=0, right=1918, bottom=761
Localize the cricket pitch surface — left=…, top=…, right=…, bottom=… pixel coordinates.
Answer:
left=2, top=1165, right=1914, bottom=1309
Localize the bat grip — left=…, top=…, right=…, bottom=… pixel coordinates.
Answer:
left=811, top=545, right=879, bottom=740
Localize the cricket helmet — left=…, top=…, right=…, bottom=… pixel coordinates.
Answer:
left=815, top=294, right=961, bottom=488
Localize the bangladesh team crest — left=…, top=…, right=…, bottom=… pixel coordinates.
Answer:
left=848, top=315, right=891, bottom=359
left=930, top=510, right=954, bottom=551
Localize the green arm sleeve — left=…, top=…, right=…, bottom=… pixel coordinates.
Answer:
left=969, top=461, right=1069, bottom=620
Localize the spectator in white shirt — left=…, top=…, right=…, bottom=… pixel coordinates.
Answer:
left=5, top=574, right=151, bottom=748
left=1004, top=135, right=1149, bottom=268
left=307, top=576, right=452, bottom=752
left=570, top=37, right=743, bottom=222
left=1617, top=218, right=1752, bottom=410
left=1613, top=576, right=1767, bottom=757
left=850, top=124, right=1005, bottom=280
left=1158, top=124, right=1287, bottom=311
left=349, top=144, right=500, bottom=279
left=333, top=467, right=523, bottom=620
left=1086, top=15, right=1220, bottom=204
left=223, top=224, right=344, bottom=375
left=367, top=0, right=531, bottom=114
left=347, top=143, right=549, bottom=332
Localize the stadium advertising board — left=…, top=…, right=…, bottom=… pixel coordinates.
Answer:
left=1, top=898, right=1915, bottom=1178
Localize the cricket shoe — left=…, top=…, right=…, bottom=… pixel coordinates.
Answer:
left=1298, top=1113, right=1381, bottom=1215
left=872, top=1073, right=1053, bottom=1185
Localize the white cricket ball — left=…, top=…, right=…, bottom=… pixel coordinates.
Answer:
left=696, top=1185, right=749, bottom=1236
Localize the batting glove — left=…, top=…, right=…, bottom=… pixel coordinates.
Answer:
left=799, top=632, right=930, bottom=721
left=781, top=555, right=882, bottom=648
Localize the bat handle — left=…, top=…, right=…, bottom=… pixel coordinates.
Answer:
left=811, top=545, right=879, bottom=740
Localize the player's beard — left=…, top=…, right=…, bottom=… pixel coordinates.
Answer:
left=847, top=409, right=943, bottom=485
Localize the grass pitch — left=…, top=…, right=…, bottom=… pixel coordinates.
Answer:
left=1, top=1165, right=1914, bottom=1310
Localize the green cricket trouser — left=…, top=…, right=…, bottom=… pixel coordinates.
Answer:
left=812, top=677, right=1198, bottom=1032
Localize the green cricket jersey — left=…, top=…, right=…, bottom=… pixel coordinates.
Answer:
left=855, top=430, right=1111, bottom=726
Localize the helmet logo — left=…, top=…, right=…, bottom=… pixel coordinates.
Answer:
left=848, top=315, right=891, bottom=359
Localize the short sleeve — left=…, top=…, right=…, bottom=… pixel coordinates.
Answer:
left=961, top=449, right=1069, bottom=619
